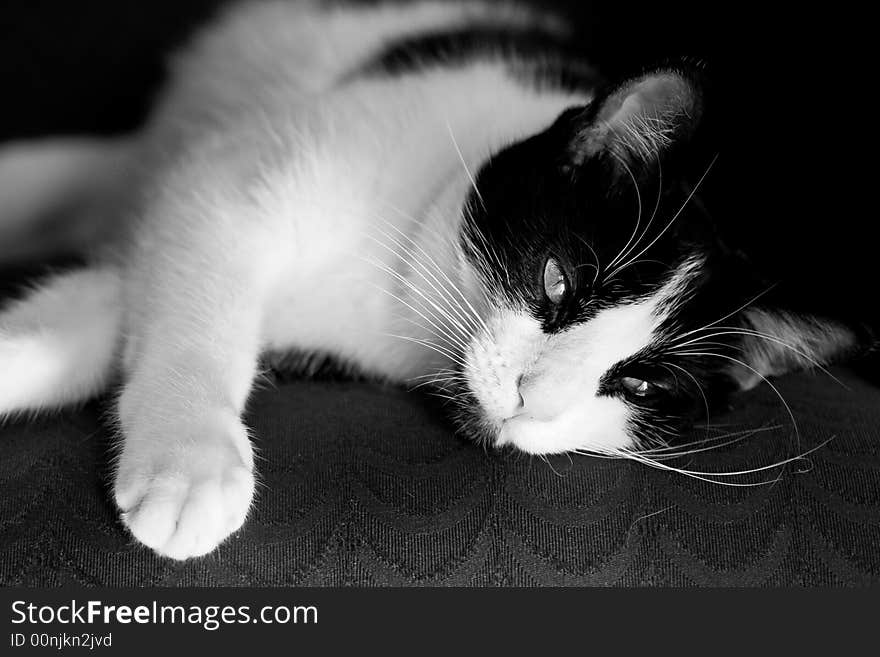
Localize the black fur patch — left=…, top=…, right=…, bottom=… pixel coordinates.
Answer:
left=460, top=102, right=720, bottom=325
left=356, top=26, right=600, bottom=91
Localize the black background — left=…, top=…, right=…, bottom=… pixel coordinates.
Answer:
left=5, top=0, right=727, bottom=139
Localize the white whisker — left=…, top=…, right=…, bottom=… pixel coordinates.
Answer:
left=372, top=213, right=491, bottom=336
left=634, top=425, right=783, bottom=460
left=674, top=327, right=848, bottom=389
left=367, top=230, right=478, bottom=338
left=386, top=333, right=470, bottom=368
left=446, top=118, right=485, bottom=210
left=674, top=350, right=802, bottom=454
left=363, top=277, right=468, bottom=356
left=670, top=284, right=778, bottom=343
left=604, top=150, right=643, bottom=271
left=605, top=154, right=718, bottom=282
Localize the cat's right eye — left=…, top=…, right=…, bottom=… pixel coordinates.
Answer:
left=619, top=376, right=673, bottom=402
left=543, top=257, right=569, bottom=304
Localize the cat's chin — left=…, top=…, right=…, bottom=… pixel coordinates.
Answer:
left=495, top=412, right=633, bottom=456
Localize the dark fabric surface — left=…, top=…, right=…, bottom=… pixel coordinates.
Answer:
left=2, top=368, right=878, bottom=587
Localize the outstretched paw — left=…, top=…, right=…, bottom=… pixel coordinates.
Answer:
left=114, top=411, right=255, bottom=560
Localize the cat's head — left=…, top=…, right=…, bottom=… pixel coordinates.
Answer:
left=453, top=64, right=858, bottom=455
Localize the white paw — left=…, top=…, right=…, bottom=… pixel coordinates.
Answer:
left=114, top=411, right=255, bottom=560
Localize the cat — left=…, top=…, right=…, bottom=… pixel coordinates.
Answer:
left=0, top=0, right=872, bottom=560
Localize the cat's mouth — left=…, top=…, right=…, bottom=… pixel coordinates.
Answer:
left=496, top=415, right=545, bottom=452
left=487, top=394, right=638, bottom=455
left=494, top=412, right=574, bottom=455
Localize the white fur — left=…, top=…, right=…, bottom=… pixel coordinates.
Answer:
left=0, top=0, right=587, bottom=559
left=0, top=268, right=121, bottom=415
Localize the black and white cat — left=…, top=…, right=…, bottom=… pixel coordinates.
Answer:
left=0, top=0, right=870, bottom=560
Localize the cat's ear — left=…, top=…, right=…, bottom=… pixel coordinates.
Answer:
left=567, top=66, right=704, bottom=175
left=729, top=308, right=860, bottom=390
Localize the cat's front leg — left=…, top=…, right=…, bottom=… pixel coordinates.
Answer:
left=113, top=221, right=282, bottom=560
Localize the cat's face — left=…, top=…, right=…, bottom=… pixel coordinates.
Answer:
left=452, top=67, right=853, bottom=455
left=460, top=252, right=716, bottom=455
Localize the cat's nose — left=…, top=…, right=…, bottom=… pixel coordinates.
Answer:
left=517, top=372, right=564, bottom=420
left=514, top=373, right=525, bottom=409
left=499, top=374, right=525, bottom=420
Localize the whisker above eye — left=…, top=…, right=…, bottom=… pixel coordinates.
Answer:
left=604, top=154, right=718, bottom=283
left=573, top=234, right=602, bottom=287
left=606, top=157, right=665, bottom=284
left=604, top=149, right=644, bottom=272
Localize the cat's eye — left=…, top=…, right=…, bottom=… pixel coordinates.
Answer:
left=543, top=257, right=568, bottom=304
left=620, top=376, right=662, bottom=399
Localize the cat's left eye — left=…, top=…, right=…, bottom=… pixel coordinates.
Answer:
left=543, top=257, right=568, bottom=304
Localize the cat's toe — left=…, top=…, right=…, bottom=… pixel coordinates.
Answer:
left=119, top=477, right=189, bottom=553
left=119, top=463, right=254, bottom=560
left=114, top=415, right=255, bottom=560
